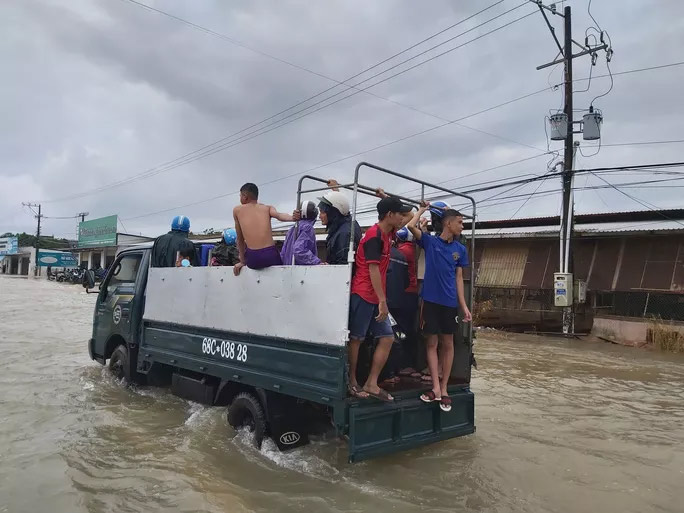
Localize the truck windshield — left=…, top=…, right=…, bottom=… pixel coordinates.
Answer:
left=107, top=253, right=142, bottom=295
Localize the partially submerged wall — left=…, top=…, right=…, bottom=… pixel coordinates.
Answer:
left=592, top=315, right=684, bottom=347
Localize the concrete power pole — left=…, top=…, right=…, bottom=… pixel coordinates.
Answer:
left=560, top=5, right=574, bottom=334
left=22, top=202, right=43, bottom=276
left=532, top=1, right=609, bottom=335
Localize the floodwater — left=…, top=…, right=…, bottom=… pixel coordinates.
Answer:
left=1, top=277, right=683, bottom=513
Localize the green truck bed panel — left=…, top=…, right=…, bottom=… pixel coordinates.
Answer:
left=347, top=388, right=475, bottom=462
left=141, top=321, right=347, bottom=404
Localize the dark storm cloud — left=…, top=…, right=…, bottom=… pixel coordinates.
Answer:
left=1, top=0, right=683, bottom=238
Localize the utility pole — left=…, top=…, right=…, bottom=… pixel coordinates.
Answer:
left=560, top=5, right=574, bottom=334
left=78, top=212, right=89, bottom=223
left=532, top=1, right=611, bottom=335
left=22, top=202, right=42, bottom=276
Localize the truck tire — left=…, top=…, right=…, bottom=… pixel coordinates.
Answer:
left=227, top=392, right=267, bottom=448
left=109, top=344, right=131, bottom=383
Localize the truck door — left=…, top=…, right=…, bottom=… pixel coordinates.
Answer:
left=93, top=251, right=144, bottom=358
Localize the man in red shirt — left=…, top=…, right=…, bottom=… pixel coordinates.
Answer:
left=348, top=196, right=413, bottom=401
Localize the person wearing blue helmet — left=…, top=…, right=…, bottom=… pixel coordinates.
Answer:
left=428, top=200, right=451, bottom=234
left=151, top=215, right=198, bottom=267
left=223, top=228, right=237, bottom=244
left=389, top=226, right=420, bottom=378
left=210, top=228, right=240, bottom=266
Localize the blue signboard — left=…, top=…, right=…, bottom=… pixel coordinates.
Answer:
left=37, top=250, right=79, bottom=267
left=0, top=237, right=18, bottom=256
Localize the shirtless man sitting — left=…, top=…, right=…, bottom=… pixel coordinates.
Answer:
left=233, top=182, right=300, bottom=276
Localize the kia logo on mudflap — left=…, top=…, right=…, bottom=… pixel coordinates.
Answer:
left=112, top=305, right=122, bottom=325
left=279, top=432, right=300, bottom=445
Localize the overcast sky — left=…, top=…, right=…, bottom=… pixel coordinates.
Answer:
left=2, top=0, right=683, bottom=239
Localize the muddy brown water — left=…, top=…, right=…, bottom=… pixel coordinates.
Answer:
left=1, top=276, right=683, bottom=512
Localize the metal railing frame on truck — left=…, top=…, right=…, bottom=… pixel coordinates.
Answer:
left=296, top=161, right=477, bottom=346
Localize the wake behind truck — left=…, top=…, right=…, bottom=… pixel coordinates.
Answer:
left=87, top=162, right=477, bottom=462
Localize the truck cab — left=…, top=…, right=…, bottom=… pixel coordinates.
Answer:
left=88, top=162, right=477, bottom=462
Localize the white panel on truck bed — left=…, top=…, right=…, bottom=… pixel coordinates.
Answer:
left=144, top=265, right=352, bottom=346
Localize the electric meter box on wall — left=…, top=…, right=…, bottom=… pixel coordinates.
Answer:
left=554, top=272, right=573, bottom=307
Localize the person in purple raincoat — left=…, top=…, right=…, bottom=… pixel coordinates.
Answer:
left=280, top=200, right=322, bottom=266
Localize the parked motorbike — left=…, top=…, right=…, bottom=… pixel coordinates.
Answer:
left=68, top=268, right=85, bottom=284
left=92, top=267, right=108, bottom=282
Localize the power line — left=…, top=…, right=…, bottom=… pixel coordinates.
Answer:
left=584, top=171, right=684, bottom=228
left=51, top=54, right=684, bottom=221
left=567, top=60, right=684, bottom=86
left=61, top=56, right=684, bottom=219
left=121, top=0, right=506, bottom=90
left=349, top=136, right=684, bottom=213
left=584, top=138, right=684, bottom=148
left=122, top=0, right=537, bottom=153
left=122, top=87, right=559, bottom=222
left=44, top=3, right=534, bottom=203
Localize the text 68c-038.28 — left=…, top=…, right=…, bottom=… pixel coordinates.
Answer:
left=201, top=338, right=248, bottom=363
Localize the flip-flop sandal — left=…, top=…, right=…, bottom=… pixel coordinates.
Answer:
left=366, top=388, right=394, bottom=402
left=348, top=384, right=369, bottom=399
left=420, top=374, right=433, bottom=383
left=420, top=390, right=442, bottom=404
left=381, top=376, right=400, bottom=385
left=409, top=372, right=422, bottom=379
left=398, top=368, right=417, bottom=377
left=439, top=396, right=452, bottom=412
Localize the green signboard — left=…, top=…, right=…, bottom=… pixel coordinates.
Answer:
left=78, top=215, right=118, bottom=248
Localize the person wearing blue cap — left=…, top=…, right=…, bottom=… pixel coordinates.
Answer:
left=151, top=215, right=198, bottom=267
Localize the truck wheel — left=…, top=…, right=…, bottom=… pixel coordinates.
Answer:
left=109, top=344, right=130, bottom=383
left=227, top=392, right=267, bottom=448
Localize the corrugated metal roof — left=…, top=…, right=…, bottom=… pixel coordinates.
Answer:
left=474, top=220, right=684, bottom=238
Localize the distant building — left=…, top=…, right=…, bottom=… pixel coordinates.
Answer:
left=470, top=212, right=684, bottom=333
left=0, top=246, right=32, bottom=276
left=73, top=232, right=154, bottom=269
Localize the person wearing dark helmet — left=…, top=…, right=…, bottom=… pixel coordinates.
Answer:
left=317, top=180, right=361, bottom=265
left=280, top=200, right=322, bottom=265
left=151, top=215, right=198, bottom=268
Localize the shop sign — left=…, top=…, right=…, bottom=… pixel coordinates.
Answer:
left=0, top=237, right=18, bottom=255
left=37, top=250, right=79, bottom=267
left=78, top=215, right=118, bottom=248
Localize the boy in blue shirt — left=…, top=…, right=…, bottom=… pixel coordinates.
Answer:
left=407, top=203, right=471, bottom=412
